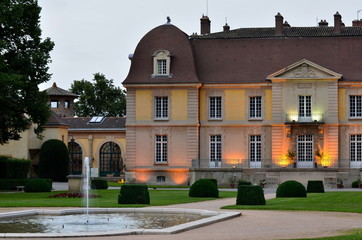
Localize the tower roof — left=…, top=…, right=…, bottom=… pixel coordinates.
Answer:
left=44, top=82, right=78, bottom=98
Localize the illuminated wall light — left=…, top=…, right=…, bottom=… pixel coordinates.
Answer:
left=290, top=114, right=298, bottom=122
left=276, top=155, right=290, bottom=167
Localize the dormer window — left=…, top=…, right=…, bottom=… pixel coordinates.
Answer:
left=152, top=50, right=171, bottom=77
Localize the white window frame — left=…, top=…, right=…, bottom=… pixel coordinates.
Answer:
left=350, top=134, right=362, bottom=168
left=209, top=96, right=222, bottom=120
left=299, top=95, right=312, bottom=122
left=209, top=135, right=221, bottom=168
left=155, top=135, right=168, bottom=163
left=154, top=96, right=168, bottom=120
left=249, top=96, right=262, bottom=119
left=349, top=95, right=362, bottom=118
left=297, top=134, right=314, bottom=168
left=249, top=135, right=261, bottom=168
left=152, top=50, right=171, bottom=77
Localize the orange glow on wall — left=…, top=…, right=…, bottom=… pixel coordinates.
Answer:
left=168, top=171, right=189, bottom=185
left=135, top=171, right=152, bottom=183
left=276, top=155, right=291, bottom=167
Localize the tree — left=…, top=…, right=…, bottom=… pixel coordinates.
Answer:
left=0, top=0, right=54, bottom=144
left=70, top=73, right=126, bottom=117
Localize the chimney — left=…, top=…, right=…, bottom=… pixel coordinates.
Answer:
left=352, top=19, right=362, bottom=26
left=200, top=15, right=211, bottom=34
left=334, top=12, right=342, bottom=34
left=318, top=20, right=329, bottom=27
left=275, top=13, right=284, bottom=36
left=223, top=23, right=230, bottom=32
left=283, top=21, right=290, bottom=27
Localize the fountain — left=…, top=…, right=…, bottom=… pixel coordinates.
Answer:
left=0, top=157, right=241, bottom=237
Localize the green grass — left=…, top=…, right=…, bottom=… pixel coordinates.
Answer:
left=222, top=192, right=362, bottom=213
left=290, top=229, right=362, bottom=240
left=0, top=189, right=236, bottom=208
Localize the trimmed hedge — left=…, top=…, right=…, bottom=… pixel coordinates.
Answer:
left=0, top=157, right=31, bottom=179
left=307, top=180, right=325, bottom=193
left=238, top=180, right=252, bottom=186
left=24, top=178, right=51, bottom=192
left=237, top=185, right=266, bottom=205
left=203, top=178, right=218, bottom=187
left=91, top=179, right=108, bottom=189
left=118, top=184, right=150, bottom=204
left=0, top=178, right=52, bottom=190
left=189, top=179, right=219, bottom=198
left=38, top=139, right=69, bottom=182
left=276, top=180, right=307, bottom=198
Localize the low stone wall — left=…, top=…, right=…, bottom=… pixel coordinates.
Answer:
left=190, top=168, right=362, bottom=188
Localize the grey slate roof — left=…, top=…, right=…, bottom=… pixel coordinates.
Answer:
left=44, top=82, right=78, bottom=98
left=191, top=27, right=362, bottom=39
left=62, top=117, right=126, bottom=130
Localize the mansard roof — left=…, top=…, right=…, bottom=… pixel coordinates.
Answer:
left=191, top=26, right=362, bottom=39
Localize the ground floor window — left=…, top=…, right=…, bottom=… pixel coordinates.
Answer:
left=210, top=135, right=221, bottom=167
left=155, top=135, right=168, bottom=163
left=297, top=135, right=314, bottom=168
left=68, top=141, right=82, bottom=174
left=249, top=135, right=261, bottom=168
left=350, top=134, right=362, bottom=168
left=100, top=142, right=122, bottom=176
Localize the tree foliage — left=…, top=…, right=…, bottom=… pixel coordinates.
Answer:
left=0, top=0, right=54, bottom=144
left=70, top=73, right=126, bottom=117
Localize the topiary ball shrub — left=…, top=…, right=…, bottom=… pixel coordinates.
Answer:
left=189, top=179, right=219, bottom=198
left=38, top=139, right=69, bottom=182
left=307, top=180, right=325, bottom=193
left=276, top=180, right=307, bottom=198
left=118, top=184, right=150, bottom=204
left=237, top=185, right=266, bottom=205
left=91, top=179, right=108, bottom=189
left=238, top=180, right=252, bottom=186
left=24, top=178, right=51, bottom=192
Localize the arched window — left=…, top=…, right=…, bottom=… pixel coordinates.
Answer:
left=100, top=142, right=122, bottom=177
left=68, top=140, right=83, bottom=174
left=152, top=50, right=172, bottom=77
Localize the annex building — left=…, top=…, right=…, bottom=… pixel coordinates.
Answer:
left=123, top=12, right=362, bottom=187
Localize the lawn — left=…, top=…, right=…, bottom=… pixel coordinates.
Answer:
left=222, top=192, right=362, bottom=213
left=0, top=189, right=237, bottom=208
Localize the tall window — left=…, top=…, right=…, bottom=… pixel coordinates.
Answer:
left=209, top=97, right=222, bottom=119
left=157, top=60, right=167, bottom=75
left=249, top=96, right=262, bottom=119
left=210, top=135, right=221, bottom=167
left=64, top=100, right=70, bottom=109
left=68, top=141, right=82, bottom=174
left=299, top=96, right=311, bottom=121
left=297, top=135, right=313, bottom=167
left=100, top=142, right=122, bottom=176
left=155, top=135, right=168, bottom=163
left=249, top=135, right=261, bottom=168
left=350, top=96, right=362, bottom=118
left=155, top=97, right=168, bottom=119
left=350, top=134, right=362, bottom=168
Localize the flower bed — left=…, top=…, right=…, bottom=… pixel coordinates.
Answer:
left=49, top=193, right=101, bottom=198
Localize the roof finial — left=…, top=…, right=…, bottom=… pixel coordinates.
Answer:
left=167, top=16, right=171, bottom=24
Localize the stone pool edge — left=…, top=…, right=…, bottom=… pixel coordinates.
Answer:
left=0, top=208, right=241, bottom=238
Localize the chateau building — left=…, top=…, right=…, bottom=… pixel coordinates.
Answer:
left=123, top=12, right=362, bottom=187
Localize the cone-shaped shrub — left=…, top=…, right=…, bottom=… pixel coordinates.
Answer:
left=237, top=185, right=266, bottom=205
left=189, top=179, right=219, bottom=198
left=276, top=180, right=307, bottom=198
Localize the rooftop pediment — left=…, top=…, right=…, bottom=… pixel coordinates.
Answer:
left=266, top=59, right=342, bottom=81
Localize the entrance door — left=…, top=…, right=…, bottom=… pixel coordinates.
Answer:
left=297, top=135, right=314, bottom=168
